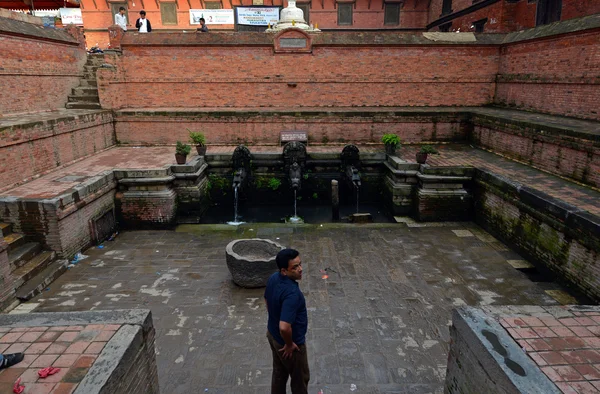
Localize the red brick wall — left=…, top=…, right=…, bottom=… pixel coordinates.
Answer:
left=0, top=112, right=116, bottom=192
left=115, top=112, right=469, bottom=145
left=472, top=122, right=600, bottom=188
left=99, top=40, right=499, bottom=109
left=428, top=0, right=600, bottom=32
left=0, top=236, right=14, bottom=309
left=116, top=189, right=177, bottom=228
left=0, top=18, right=87, bottom=116
left=495, top=30, right=600, bottom=120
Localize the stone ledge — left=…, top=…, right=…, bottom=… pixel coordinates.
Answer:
left=0, top=309, right=152, bottom=330
left=0, top=14, right=80, bottom=45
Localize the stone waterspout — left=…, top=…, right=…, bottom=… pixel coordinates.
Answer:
left=289, top=161, right=302, bottom=191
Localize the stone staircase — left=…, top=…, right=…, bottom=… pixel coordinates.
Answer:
left=65, top=54, right=104, bottom=110
left=0, top=222, right=67, bottom=303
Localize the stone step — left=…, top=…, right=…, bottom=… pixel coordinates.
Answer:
left=16, top=259, right=68, bottom=301
left=4, top=233, right=25, bottom=252
left=66, top=102, right=102, bottom=110
left=12, top=251, right=55, bottom=290
left=79, top=79, right=98, bottom=87
left=68, top=95, right=100, bottom=103
left=72, top=86, right=98, bottom=96
left=83, top=71, right=97, bottom=80
left=0, top=222, right=12, bottom=237
left=83, top=65, right=100, bottom=73
left=8, top=242, right=42, bottom=270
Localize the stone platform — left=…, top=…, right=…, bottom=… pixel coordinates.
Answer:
left=0, top=309, right=158, bottom=394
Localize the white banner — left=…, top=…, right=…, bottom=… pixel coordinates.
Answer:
left=236, top=7, right=279, bottom=26
left=189, top=9, right=234, bottom=25
left=59, top=8, right=83, bottom=25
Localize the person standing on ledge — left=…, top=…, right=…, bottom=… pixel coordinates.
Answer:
left=135, top=10, right=152, bottom=33
left=264, top=248, right=310, bottom=394
left=114, top=7, right=127, bottom=31
left=198, top=17, right=209, bottom=32
left=0, top=353, right=24, bottom=370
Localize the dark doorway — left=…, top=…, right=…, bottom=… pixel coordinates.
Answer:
left=536, top=0, right=562, bottom=26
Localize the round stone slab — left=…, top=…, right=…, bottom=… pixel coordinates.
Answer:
left=225, top=238, right=285, bottom=288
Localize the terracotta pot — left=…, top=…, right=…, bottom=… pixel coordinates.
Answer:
left=196, top=145, right=207, bottom=156
left=416, top=152, right=428, bottom=164
left=175, top=153, right=187, bottom=165
left=385, top=144, right=396, bottom=156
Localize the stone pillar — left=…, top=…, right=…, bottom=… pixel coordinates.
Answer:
left=108, top=24, right=126, bottom=50
left=331, top=180, right=339, bottom=221
left=382, top=155, right=419, bottom=215
left=416, top=168, right=474, bottom=221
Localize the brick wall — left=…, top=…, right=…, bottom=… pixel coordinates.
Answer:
left=428, top=0, right=600, bottom=32
left=98, top=36, right=499, bottom=109
left=471, top=117, right=600, bottom=188
left=0, top=111, right=116, bottom=192
left=474, top=170, right=600, bottom=303
left=116, top=189, right=178, bottom=228
left=495, top=29, right=600, bottom=121
left=0, top=13, right=87, bottom=116
left=115, top=110, right=470, bottom=145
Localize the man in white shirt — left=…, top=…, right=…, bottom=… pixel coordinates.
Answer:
left=135, top=10, right=152, bottom=33
left=114, top=7, right=127, bottom=31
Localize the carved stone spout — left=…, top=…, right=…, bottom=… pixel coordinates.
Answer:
left=348, top=165, right=361, bottom=188
left=290, top=161, right=302, bottom=191
left=233, top=168, right=246, bottom=190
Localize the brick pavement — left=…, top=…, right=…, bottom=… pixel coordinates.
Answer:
left=0, top=324, right=118, bottom=393
left=501, top=312, right=600, bottom=393
left=16, top=224, right=587, bottom=393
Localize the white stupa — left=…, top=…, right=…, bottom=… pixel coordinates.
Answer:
left=266, top=0, right=320, bottom=32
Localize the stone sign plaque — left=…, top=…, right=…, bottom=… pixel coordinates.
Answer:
left=280, top=131, right=308, bottom=145
left=280, top=38, right=307, bottom=48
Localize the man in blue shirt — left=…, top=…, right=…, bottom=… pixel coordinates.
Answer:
left=264, top=248, right=309, bottom=394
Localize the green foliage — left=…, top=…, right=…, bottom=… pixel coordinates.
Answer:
left=381, top=134, right=401, bottom=147
left=303, top=173, right=309, bottom=180
left=207, top=174, right=228, bottom=192
left=419, top=145, right=439, bottom=154
left=176, top=141, right=191, bottom=155
left=312, top=193, right=318, bottom=199
left=268, top=178, right=281, bottom=190
left=188, top=130, right=206, bottom=146
left=321, top=135, right=330, bottom=144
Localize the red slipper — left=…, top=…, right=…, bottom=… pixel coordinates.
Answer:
left=38, top=367, right=61, bottom=378
left=13, top=377, right=24, bottom=394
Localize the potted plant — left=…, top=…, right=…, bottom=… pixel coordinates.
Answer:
left=381, top=134, right=401, bottom=156
left=188, top=130, right=207, bottom=156
left=416, top=145, right=438, bottom=164
left=175, top=141, right=191, bottom=165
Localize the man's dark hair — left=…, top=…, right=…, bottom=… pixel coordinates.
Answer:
left=139, top=10, right=146, bottom=15
left=276, top=249, right=299, bottom=271
left=119, top=7, right=125, bottom=11
left=199, top=17, right=205, bottom=22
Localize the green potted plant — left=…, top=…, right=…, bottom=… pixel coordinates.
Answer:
left=188, top=129, right=207, bottom=156
left=381, top=134, right=401, bottom=156
left=175, top=141, right=191, bottom=165
left=416, top=145, right=438, bottom=164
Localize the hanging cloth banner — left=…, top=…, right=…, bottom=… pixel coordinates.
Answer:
left=59, top=8, right=83, bottom=25
left=235, top=7, right=279, bottom=26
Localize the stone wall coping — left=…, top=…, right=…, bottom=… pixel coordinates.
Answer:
left=502, top=13, right=600, bottom=45
left=74, top=324, right=144, bottom=394
left=452, top=306, right=561, bottom=393
left=173, top=162, right=208, bottom=180
left=171, top=156, right=206, bottom=174
left=417, top=173, right=472, bottom=182
left=0, top=309, right=152, bottom=330
left=0, top=15, right=80, bottom=45
left=117, top=175, right=176, bottom=186
left=421, top=166, right=476, bottom=177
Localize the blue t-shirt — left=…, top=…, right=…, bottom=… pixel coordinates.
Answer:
left=264, top=272, right=308, bottom=345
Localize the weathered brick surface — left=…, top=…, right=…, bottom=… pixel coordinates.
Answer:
left=495, top=30, right=600, bottom=120
left=0, top=236, right=14, bottom=309
left=474, top=172, right=600, bottom=302
left=98, top=42, right=499, bottom=109
left=471, top=121, right=600, bottom=188
left=0, top=111, right=115, bottom=192
left=114, top=110, right=469, bottom=145
left=0, top=14, right=87, bottom=116
left=116, top=189, right=177, bottom=228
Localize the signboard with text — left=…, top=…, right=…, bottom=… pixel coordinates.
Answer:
left=235, top=7, right=279, bottom=26
left=59, top=8, right=83, bottom=25
left=189, top=9, right=234, bottom=25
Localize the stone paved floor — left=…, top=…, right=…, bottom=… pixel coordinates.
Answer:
left=18, top=223, right=584, bottom=393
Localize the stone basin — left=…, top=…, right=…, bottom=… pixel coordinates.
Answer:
left=225, top=238, right=285, bottom=288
